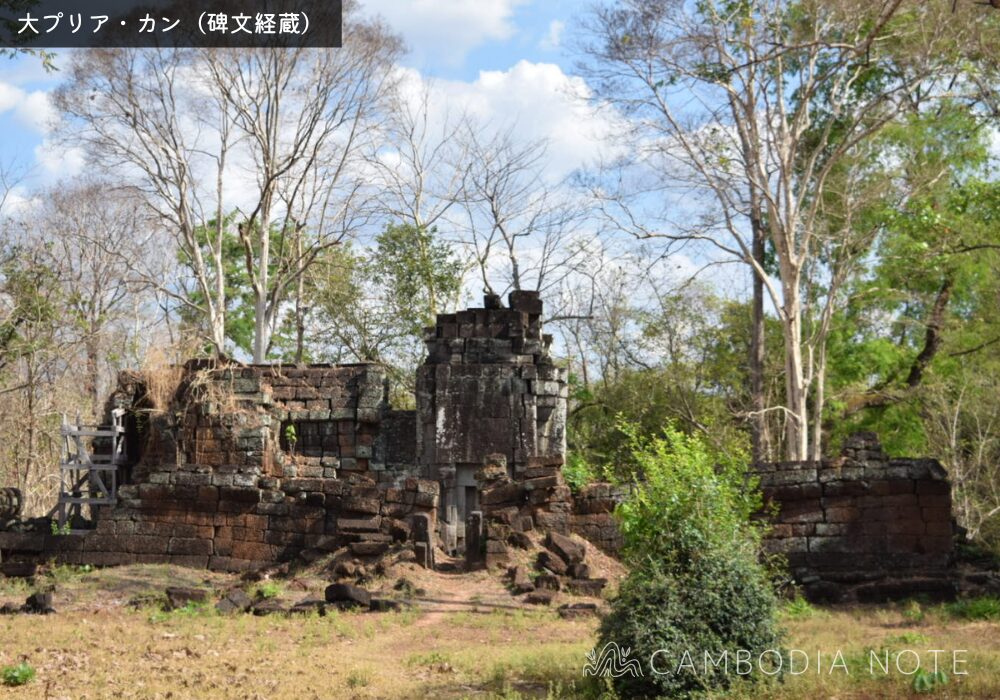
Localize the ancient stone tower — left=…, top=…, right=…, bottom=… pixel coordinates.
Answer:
left=416, top=290, right=568, bottom=553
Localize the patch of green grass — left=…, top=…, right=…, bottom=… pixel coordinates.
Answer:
left=1, top=662, right=36, bottom=687
left=147, top=600, right=214, bottom=623
left=462, top=644, right=588, bottom=693
left=943, top=596, right=1000, bottom=621
left=407, top=651, right=451, bottom=668
left=45, top=563, right=94, bottom=585
left=253, top=581, right=283, bottom=600
left=902, top=599, right=926, bottom=623
left=884, top=631, right=930, bottom=646
left=912, top=668, right=949, bottom=694
left=346, top=668, right=372, bottom=688
left=781, top=595, right=823, bottom=620
left=0, top=576, right=33, bottom=596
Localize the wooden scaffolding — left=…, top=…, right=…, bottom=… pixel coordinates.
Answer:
left=58, top=409, right=126, bottom=531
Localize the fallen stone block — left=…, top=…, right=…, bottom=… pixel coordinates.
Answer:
left=165, top=587, right=208, bottom=611
left=558, top=603, right=598, bottom=619
left=507, top=532, right=532, bottom=550
left=537, top=550, right=568, bottom=576
left=351, top=542, right=390, bottom=557
left=535, top=573, right=561, bottom=591
left=252, top=599, right=287, bottom=616
left=524, top=590, right=556, bottom=606
left=369, top=598, right=408, bottom=612
left=0, top=561, right=37, bottom=578
left=546, top=531, right=585, bottom=565
left=290, top=598, right=327, bottom=616
left=324, top=583, right=371, bottom=609
left=23, top=592, right=55, bottom=615
left=510, top=565, right=535, bottom=594
left=215, top=588, right=253, bottom=615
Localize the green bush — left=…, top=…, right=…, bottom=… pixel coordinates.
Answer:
left=612, top=422, right=763, bottom=568
left=563, top=452, right=598, bottom=492
left=944, top=596, right=1000, bottom=621
left=596, top=422, right=783, bottom=699
left=2, top=662, right=36, bottom=687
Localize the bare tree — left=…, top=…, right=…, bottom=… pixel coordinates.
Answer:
left=54, top=47, right=232, bottom=353
left=366, top=80, right=473, bottom=317
left=31, top=182, right=151, bottom=418
left=460, top=125, right=588, bottom=297
left=203, top=28, right=402, bottom=362
left=55, top=9, right=402, bottom=362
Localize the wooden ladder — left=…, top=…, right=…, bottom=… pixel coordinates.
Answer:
left=57, top=409, right=126, bottom=532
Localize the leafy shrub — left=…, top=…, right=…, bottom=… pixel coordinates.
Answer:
left=563, top=452, right=598, bottom=492
left=782, top=595, right=821, bottom=620
left=596, top=422, right=782, bottom=699
left=49, top=520, right=71, bottom=536
left=944, top=596, right=1000, bottom=621
left=612, top=422, right=763, bottom=568
left=255, top=581, right=282, bottom=600
left=902, top=599, right=925, bottom=623
left=912, top=668, right=949, bottom=694
left=885, top=631, right=929, bottom=646
left=1, top=662, right=36, bottom=687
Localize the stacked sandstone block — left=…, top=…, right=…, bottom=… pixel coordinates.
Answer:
left=43, top=473, right=438, bottom=571
left=29, top=363, right=438, bottom=572
left=570, top=483, right=626, bottom=555
left=760, top=433, right=955, bottom=602
left=416, top=291, right=568, bottom=477
left=475, top=453, right=575, bottom=567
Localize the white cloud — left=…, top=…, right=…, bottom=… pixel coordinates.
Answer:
left=17, top=91, right=56, bottom=133
left=539, top=20, right=564, bottom=50
left=34, top=139, right=85, bottom=178
left=0, top=185, right=40, bottom=217
left=363, top=0, right=529, bottom=66
left=0, top=82, right=21, bottom=112
left=0, top=81, right=56, bottom=134
left=404, top=60, right=623, bottom=181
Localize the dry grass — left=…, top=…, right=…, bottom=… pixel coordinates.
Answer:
left=0, top=566, right=998, bottom=699
left=138, top=346, right=190, bottom=413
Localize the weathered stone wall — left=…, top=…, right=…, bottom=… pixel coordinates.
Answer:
left=416, top=291, right=569, bottom=554
left=570, top=483, right=626, bottom=555
left=0, top=364, right=438, bottom=573
left=759, top=433, right=955, bottom=602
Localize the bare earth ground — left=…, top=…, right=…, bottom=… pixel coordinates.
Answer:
left=0, top=560, right=998, bottom=700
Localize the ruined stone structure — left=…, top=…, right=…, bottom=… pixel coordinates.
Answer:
left=0, top=292, right=595, bottom=574
left=416, top=290, right=568, bottom=553
left=759, top=433, right=956, bottom=603
left=0, top=294, right=961, bottom=601
left=1, top=364, right=440, bottom=572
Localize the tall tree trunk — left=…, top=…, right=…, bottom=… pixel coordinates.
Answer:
left=85, top=331, right=100, bottom=420
left=749, top=220, right=770, bottom=462
left=781, top=276, right=809, bottom=461
left=211, top=239, right=227, bottom=357
left=24, top=360, right=36, bottom=494
left=810, top=350, right=826, bottom=462
left=294, top=232, right=306, bottom=364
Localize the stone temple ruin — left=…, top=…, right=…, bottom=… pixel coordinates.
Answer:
left=0, top=291, right=621, bottom=577
left=0, top=291, right=971, bottom=602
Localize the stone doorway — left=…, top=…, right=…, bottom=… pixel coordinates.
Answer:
left=442, top=465, right=480, bottom=555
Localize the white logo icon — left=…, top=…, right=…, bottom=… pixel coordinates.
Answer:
left=584, top=642, right=644, bottom=678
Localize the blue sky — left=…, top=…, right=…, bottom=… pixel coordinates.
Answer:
left=364, top=0, right=578, bottom=79
left=0, top=1, right=606, bottom=203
